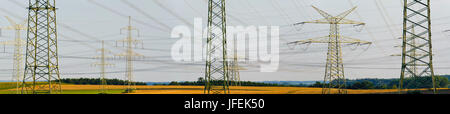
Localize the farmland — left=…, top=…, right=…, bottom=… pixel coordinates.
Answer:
left=1, top=82, right=447, bottom=94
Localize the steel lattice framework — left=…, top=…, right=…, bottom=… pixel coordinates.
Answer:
left=392, top=26, right=428, bottom=78
left=93, top=41, right=114, bottom=94
left=1, top=16, right=27, bottom=94
left=116, top=16, right=143, bottom=93
left=400, top=0, right=436, bottom=93
left=289, top=6, right=371, bottom=94
left=229, top=56, right=241, bottom=86
left=228, top=37, right=245, bottom=86
left=204, top=0, right=230, bottom=94
left=21, top=0, right=61, bottom=94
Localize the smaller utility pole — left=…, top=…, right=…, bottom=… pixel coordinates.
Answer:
left=0, top=16, right=27, bottom=94
left=228, top=37, right=247, bottom=86
left=116, top=16, right=143, bottom=93
left=92, top=41, right=114, bottom=94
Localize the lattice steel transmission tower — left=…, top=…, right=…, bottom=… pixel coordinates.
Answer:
left=0, top=16, right=27, bottom=94
left=289, top=6, right=371, bottom=94
left=228, top=42, right=240, bottom=86
left=93, top=41, right=114, bottom=94
left=400, top=0, right=436, bottom=93
left=116, top=16, right=143, bottom=93
left=21, top=0, right=61, bottom=94
left=204, top=0, right=230, bottom=94
left=228, top=38, right=247, bottom=86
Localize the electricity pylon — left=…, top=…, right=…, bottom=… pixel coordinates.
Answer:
left=116, top=16, right=143, bottom=93
left=92, top=41, right=114, bottom=94
left=228, top=37, right=247, bottom=86
left=204, top=0, right=230, bottom=94
left=21, top=0, right=62, bottom=94
left=289, top=6, right=371, bottom=94
left=0, top=16, right=26, bottom=94
left=400, top=0, right=436, bottom=94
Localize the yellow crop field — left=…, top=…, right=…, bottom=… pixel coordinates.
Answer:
left=35, top=85, right=417, bottom=94
left=1, top=83, right=446, bottom=94
left=128, top=86, right=403, bottom=94
left=90, top=85, right=448, bottom=94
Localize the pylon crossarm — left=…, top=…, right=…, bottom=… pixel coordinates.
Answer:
left=4, top=16, right=17, bottom=25
left=336, top=7, right=357, bottom=19
left=114, top=53, right=127, bottom=57
left=92, top=63, right=114, bottom=66
left=337, top=18, right=365, bottom=25
left=115, top=51, right=143, bottom=57
left=339, top=36, right=372, bottom=45
left=302, top=19, right=333, bottom=24
left=96, top=49, right=112, bottom=53
left=288, top=36, right=330, bottom=45
left=121, top=26, right=137, bottom=30
left=120, top=26, right=138, bottom=33
left=0, top=40, right=25, bottom=46
left=3, top=16, right=27, bottom=30
left=312, top=6, right=333, bottom=20
left=3, top=16, right=28, bottom=30
left=236, top=66, right=247, bottom=70
left=19, top=19, right=27, bottom=26
left=2, top=26, right=16, bottom=30
left=117, top=39, right=142, bottom=44
left=288, top=35, right=371, bottom=45
left=293, top=22, right=305, bottom=26
left=0, top=41, right=15, bottom=45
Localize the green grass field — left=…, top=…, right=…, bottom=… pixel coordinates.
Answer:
left=0, top=82, right=16, bottom=90
left=0, top=89, right=125, bottom=94
left=0, top=82, right=126, bottom=94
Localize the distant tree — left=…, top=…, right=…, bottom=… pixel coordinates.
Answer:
left=391, top=84, right=397, bottom=89
left=197, top=77, right=204, bottom=83
left=349, top=81, right=375, bottom=89
left=310, top=81, right=322, bottom=87
left=376, top=84, right=388, bottom=89
left=437, top=76, right=449, bottom=88
left=169, top=81, right=179, bottom=85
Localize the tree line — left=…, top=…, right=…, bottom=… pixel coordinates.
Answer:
left=164, top=77, right=294, bottom=87
left=58, top=76, right=449, bottom=89
left=59, top=78, right=147, bottom=85
left=166, top=76, right=449, bottom=89
left=310, top=76, right=448, bottom=89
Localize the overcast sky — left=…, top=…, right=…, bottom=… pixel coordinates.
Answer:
left=0, top=0, right=450, bottom=82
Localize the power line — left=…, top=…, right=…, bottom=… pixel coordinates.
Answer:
left=87, top=0, right=167, bottom=32
left=121, top=0, right=172, bottom=31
